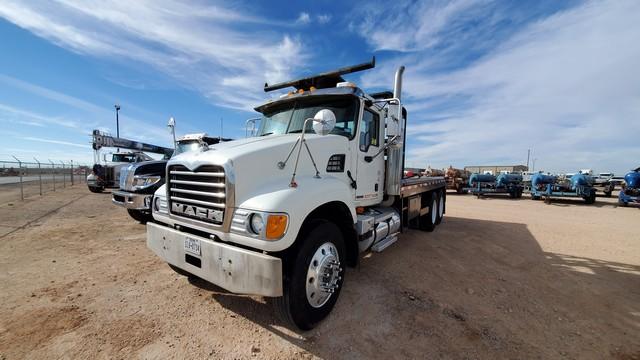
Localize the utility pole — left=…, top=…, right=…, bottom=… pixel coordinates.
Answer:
left=220, top=117, right=223, bottom=141
left=115, top=104, right=121, bottom=152
left=532, top=158, right=538, bottom=172
left=526, top=149, right=531, bottom=171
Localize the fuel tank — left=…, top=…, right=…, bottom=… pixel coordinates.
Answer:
left=570, top=173, right=593, bottom=189
left=625, top=171, right=640, bottom=189
left=531, top=174, right=557, bottom=188
left=469, top=173, right=496, bottom=185
left=496, top=174, right=522, bottom=187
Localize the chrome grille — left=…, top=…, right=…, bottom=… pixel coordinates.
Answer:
left=168, top=165, right=226, bottom=224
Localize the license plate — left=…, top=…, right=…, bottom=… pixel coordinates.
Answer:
left=184, top=237, right=201, bottom=256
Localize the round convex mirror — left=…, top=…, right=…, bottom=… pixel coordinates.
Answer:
left=312, top=109, right=336, bottom=136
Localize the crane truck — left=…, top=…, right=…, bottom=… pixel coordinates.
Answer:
left=146, top=58, right=447, bottom=330
left=113, top=134, right=230, bottom=223
left=87, top=130, right=173, bottom=193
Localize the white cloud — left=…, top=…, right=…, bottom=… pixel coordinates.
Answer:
left=352, top=0, right=485, bottom=52
left=359, top=0, right=640, bottom=174
left=0, top=0, right=306, bottom=110
left=296, top=12, right=311, bottom=25
left=0, top=75, right=182, bottom=145
left=317, top=14, right=331, bottom=24
left=20, top=136, right=89, bottom=148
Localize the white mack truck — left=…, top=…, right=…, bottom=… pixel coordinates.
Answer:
left=147, top=58, right=447, bottom=329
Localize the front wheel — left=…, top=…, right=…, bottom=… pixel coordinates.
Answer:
left=88, top=186, right=104, bottom=193
left=273, top=220, right=345, bottom=330
left=127, top=209, right=153, bottom=224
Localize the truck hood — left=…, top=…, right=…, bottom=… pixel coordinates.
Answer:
left=167, top=134, right=352, bottom=206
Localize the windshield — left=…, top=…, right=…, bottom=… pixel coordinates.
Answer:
left=112, top=154, right=136, bottom=162
left=173, top=141, right=203, bottom=157
left=257, top=97, right=359, bottom=138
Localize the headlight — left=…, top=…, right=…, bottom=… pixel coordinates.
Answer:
left=249, top=213, right=264, bottom=234
left=231, top=209, right=288, bottom=240
left=133, top=175, right=161, bottom=190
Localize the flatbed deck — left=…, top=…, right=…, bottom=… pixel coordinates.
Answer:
left=400, top=176, right=446, bottom=198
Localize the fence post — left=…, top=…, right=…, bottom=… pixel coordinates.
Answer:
left=12, top=156, right=24, bottom=200
left=59, top=161, right=66, bottom=188
left=34, top=157, right=42, bottom=196
left=49, top=159, right=56, bottom=191
left=70, top=160, right=74, bottom=186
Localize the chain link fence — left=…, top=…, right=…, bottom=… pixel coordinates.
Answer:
left=0, top=157, right=91, bottom=204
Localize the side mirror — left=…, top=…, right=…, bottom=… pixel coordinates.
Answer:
left=312, top=109, right=336, bottom=136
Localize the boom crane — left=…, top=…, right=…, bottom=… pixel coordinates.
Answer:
left=91, top=130, right=173, bottom=156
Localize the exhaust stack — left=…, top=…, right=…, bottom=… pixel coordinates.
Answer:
left=385, top=66, right=406, bottom=197
left=393, top=66, right=405, bottom=101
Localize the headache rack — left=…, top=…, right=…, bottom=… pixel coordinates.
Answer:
left=264, top=57, right=376, bottom=92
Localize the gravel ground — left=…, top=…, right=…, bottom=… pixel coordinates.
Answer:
left=0, top=187, right=638, bottom=359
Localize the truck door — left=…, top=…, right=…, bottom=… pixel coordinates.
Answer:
left=355, top=107, right=384, bottom=206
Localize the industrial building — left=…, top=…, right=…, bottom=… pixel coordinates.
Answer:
left=464, top=165, right=528, bottom=174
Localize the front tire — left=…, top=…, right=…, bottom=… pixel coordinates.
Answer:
left=274, top=220, right=345, bottom=330
left=127, top=209, right=153, bottom=224
left=88, top=186, right=104, bottom=193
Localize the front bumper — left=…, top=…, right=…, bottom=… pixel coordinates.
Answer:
left=146, top=222, right=283, bottom=297
left=112, top=190, right=152, bottom=210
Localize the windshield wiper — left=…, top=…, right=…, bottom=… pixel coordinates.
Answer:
left=260, top=132, right=274, bottom=137
left=288, top=129, right=304, bottom=133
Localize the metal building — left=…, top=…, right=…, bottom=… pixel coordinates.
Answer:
left=464, top=165, right=528, bottom=174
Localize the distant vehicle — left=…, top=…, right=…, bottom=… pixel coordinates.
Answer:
left=530, top=172, right=596, bottom=204
left=87, top=151, right=155, bottom=192
left=592, top=172, right=615, bottom=197
left=112, top=134, right=229, bottom=223
left=464, top=173, right=524, bottom=198
left=87, top=130, right=173, bottom=193
left=444, top=166, right=470, bottom=194
left=618, top=167, right=640, bottom=207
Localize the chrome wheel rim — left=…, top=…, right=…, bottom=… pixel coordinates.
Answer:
left=438, top=194, right=444, bottom=217
left=306, top=242, right=341, bottom=308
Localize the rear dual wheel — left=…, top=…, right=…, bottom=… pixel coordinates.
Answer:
left=420, top=190, right=444, bottom=232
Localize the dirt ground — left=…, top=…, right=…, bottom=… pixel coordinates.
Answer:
left=0, top=186, right=638, bottom=359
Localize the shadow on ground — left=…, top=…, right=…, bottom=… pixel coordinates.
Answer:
left=190, top=216, right=640, bottom=359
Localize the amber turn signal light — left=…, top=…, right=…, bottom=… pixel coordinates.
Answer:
left=266, top=214, right=288, bottom=240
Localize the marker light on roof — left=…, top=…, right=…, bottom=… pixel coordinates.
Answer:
left=336, top=81, right=357, bottom=88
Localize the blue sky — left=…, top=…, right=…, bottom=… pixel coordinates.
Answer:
left=1, top=0, right=638, bottom=174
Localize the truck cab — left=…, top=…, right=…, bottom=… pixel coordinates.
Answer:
left=87, top=151, right=154, bottom=192
left=113, top=134, right=228, bottom=223
left=147, top=58, right=447, bottom=329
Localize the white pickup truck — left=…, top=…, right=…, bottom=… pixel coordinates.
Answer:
left=147, top=58, right=447, bottom=329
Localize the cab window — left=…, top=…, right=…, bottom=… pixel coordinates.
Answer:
left=360, top=109, right=379, bottom=152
